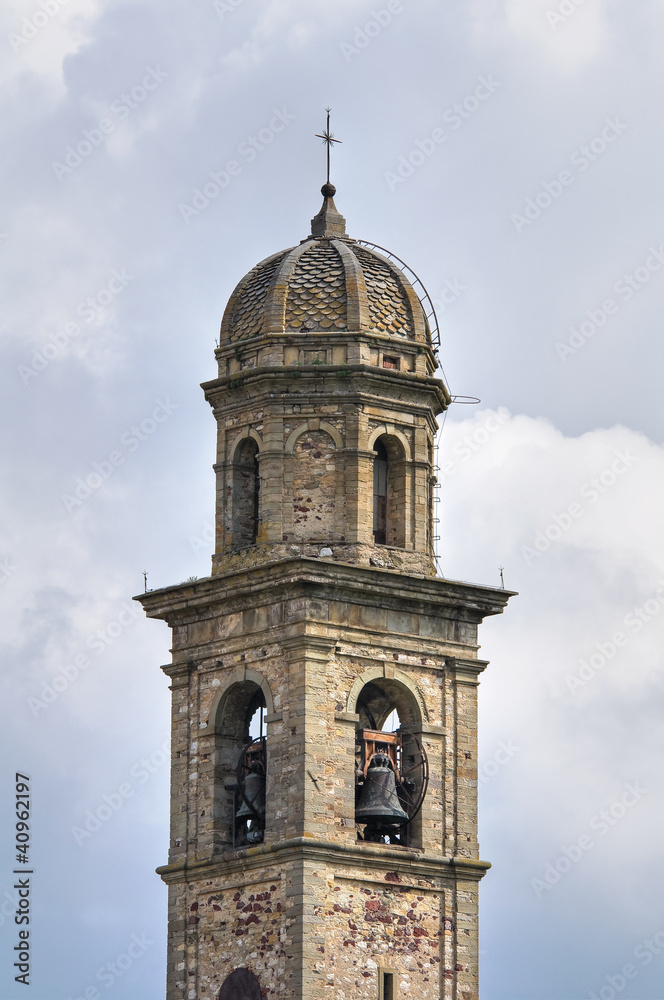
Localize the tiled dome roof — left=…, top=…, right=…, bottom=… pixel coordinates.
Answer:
left=220, top=189, right=431, bottom=346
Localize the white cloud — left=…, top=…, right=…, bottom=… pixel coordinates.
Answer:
left=0, top=0, right=104, bottom=97
left=439, top=410, right=664, bottom=953
left=467, top=0, right=608, bottom=72
left=218, top=0, right=375, bottom=72
left=439, top=409, right=663, bottom=590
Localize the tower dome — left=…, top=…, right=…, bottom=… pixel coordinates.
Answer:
left=205, top=182, right=450, bottom=578
left=220, top=185, right=435, bottom=354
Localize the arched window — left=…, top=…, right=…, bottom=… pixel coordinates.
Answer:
left=372, top=435, right=406, bottom=547
left=213, top=681, right=267, bottom=848
left=373, top=440, right=388, bottom=544
left=354, top=679, right=428, bottom=847
left=219, top=967, right=261, bottom=1000
left=232, top=438, right=259, bottom=549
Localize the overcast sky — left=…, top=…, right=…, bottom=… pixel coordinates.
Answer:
left=2, top=1, right=664, bottom=998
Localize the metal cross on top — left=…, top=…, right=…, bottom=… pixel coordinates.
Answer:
left=315, top=107, right=342, bottom=185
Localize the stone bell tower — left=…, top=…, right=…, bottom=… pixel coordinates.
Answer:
left=138, top=177, right=512, bottom=1000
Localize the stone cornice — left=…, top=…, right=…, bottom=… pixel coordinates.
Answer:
left=400, top=722, right=446, bottom=737
left=334, top=711, right=361, bottom=725
left=160, top=659, right=197, bottom=687
left=202, top=364, right=450, bottom=414
left=135, top=558, right=515, bottom=626
left=281, top=634, right=337, bottom=659
left=446, top=657, right=490, bottom=684
left=156, top=837, right=490, bottom=886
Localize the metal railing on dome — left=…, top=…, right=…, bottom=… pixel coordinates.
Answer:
left=356, top=241, right=483, bottom=581
left=355, top=239, right=442, bottom=358
left=355, top=241, right=481, bottom=410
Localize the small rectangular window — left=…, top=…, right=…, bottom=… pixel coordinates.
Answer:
left=380, top=971, right=395, bottom=1000
left=382, top=355, right=399, bottom=370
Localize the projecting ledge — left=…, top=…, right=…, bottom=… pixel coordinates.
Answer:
left=135, top=559, right=516, bottom=626
left=156, top=838, right=491, bottom=886
left=335, top=711, right=361, bottom=725
left=446, top=657, right=490, bottom=684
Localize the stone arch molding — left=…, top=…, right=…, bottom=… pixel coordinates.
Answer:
left=285, top=419, right=343, bottom=454
left=367, top=424, right=411, bottom=460
left=227, top=427, right=264, bottom=460
left=346, top=665, right=429, bottom=724
left=207, top=668, right=274, bottom=731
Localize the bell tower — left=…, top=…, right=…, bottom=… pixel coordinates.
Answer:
left=138, top=174, right=512, bottom=1000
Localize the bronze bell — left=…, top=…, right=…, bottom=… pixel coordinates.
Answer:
left=236, top=768, right=266, bottom=821
left=355, top=753, right=409, bottom=826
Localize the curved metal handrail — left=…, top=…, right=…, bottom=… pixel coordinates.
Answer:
left=355, top=239, right=441, bottom=355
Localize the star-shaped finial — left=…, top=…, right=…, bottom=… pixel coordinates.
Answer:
left=315, top=108, right=342, bottom=185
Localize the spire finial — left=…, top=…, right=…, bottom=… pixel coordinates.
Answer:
left=315, top=107, right=342, bottom=188
left=310, top=108, right=346, bottom=238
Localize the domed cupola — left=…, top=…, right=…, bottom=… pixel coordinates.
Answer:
left=220, top=183, right=435, bottom=356
left=204, top=181, right=449, bottom=579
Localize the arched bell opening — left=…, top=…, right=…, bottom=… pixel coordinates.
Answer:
left=354, top=680, right=428, bottom=847
left=372, top=435, right=406, bottom=548
left=213, top=681, right=267, bottom=849
left=231, top=438, right=260, bottom=549
left=219, top=967, right=262, bottom=1000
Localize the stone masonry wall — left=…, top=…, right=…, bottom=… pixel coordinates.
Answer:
left=207, top=363, right=441, bottom=576
left=289, top=429, right=342, bottom=542
left=143, top=564, right=510, bottom=1000
left=184, top=874, right=292, bottom=999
